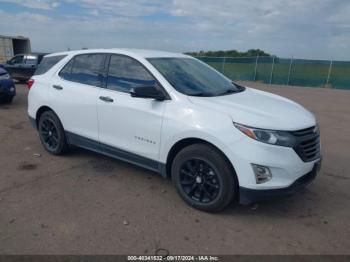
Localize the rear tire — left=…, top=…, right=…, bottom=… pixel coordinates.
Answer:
left=172, top=143, right=236, bottom=212
left=38, top=111, right=68, bottom=155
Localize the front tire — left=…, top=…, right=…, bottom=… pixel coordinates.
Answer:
left=38, top=111, right=68, bottom=155
left=172, top=143, right=236, bottom=212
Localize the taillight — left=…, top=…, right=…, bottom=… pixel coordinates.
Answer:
left=27, top=79, right=34, bottom=89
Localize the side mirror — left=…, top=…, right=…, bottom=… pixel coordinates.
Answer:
left=130, top=85, right=167, bottom=101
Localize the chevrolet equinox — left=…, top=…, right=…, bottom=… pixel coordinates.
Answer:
left=28, top=49, right=321, bottom=212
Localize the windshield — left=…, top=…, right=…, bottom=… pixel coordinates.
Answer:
left=147, top=57, right=243, bottom=97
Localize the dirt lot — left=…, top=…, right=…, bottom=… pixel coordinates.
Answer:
left=0, top=82, right=350, bottom=255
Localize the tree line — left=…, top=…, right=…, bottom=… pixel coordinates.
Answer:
left=185, top=49, right=271, bottom=57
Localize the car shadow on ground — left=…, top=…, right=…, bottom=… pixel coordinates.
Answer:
left=63, top=146, right=325, bottom=220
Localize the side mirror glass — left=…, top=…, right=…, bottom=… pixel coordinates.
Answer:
left=130, top=85, right=167, bottom=101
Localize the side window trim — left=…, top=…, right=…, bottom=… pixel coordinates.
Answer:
left=103, top=54, right=112, bottom=89
left=105, top=53, right=170, bottom=100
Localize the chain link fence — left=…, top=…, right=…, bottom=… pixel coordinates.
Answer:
left=194, top=56, right=350, bottom=90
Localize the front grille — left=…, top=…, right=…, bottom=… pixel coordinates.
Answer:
left=291, top=126, right=321, bottom=162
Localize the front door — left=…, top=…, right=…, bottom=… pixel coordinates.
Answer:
left=97, top=54, right=166, bottom=166
left=5, top=55, right=24, bottom=79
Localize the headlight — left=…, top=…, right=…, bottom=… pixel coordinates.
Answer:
left=0, top=73, right=10, bottom=80
left=234, top=123, right=296, bottom=147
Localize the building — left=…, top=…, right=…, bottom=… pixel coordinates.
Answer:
left=0, top=35, right=31, bottom=63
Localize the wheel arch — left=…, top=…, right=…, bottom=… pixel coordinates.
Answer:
left=35, top=105, right=56, bottom=128
left=165, top=137, right=238, bottom=185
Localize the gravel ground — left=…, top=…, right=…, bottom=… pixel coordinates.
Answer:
left=0, top=82, right=349, bottom=255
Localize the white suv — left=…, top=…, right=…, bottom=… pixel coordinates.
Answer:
left=28, top=49, right=321, bottom=212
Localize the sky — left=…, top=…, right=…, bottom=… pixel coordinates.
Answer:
left=0, top=0, right=349, bottom=60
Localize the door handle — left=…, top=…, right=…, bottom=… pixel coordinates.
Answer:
left=52, top=85, right=63, bottom=90
left=99, top=96, right=114, bottom=103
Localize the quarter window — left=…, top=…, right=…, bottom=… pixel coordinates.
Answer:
left=35, top=55, right=66, bottom=75
left=107, top=55, right=156, bottom=93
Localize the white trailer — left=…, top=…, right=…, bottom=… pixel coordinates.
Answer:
left=0, top=35, right=31, bottom=63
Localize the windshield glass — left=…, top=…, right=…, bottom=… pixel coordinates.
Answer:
left=147, top=57, right=243, bottom=97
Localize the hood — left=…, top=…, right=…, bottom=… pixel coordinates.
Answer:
left=188, top=87, right=316, bottom=131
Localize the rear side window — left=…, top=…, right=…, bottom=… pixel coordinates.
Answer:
left=107, top=55, right=156, bottom=93
left=59, top=54, right=106, bottom=87
left=34, top=55, right=66, bottom=75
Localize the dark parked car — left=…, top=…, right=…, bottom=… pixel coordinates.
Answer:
left=0, top=67, right=16, bottom=103
left=4, top=53, right=48, bottom=82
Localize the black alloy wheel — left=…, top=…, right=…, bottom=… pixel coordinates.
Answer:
left=179, top=158, right=220, bottom=204
left=40, top=117, right=60, bottom=151
left=172, top=143, right=236, bottom=212
left=38, top=111, right=68, bottom=155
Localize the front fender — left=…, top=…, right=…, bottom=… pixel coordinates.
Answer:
left=159, top=99, right=243, bottom=167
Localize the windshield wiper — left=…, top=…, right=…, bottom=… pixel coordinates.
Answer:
left=216, top=89, right=240, bottom=96
left=216, top=82, right=246, bottom=96
left=232, top=82, right=246, bottom=91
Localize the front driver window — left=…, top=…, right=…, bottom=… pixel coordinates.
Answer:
left=10, top=55, right=24, bottom=64
left=107, top=55, right=156, bottom=93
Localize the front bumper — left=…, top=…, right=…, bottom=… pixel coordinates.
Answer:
left=222, top=127, right=321, bottom=187
left=239, top=159, right=321, bottom=204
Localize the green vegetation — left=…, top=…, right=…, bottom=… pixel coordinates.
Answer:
left=195, top=57, right=350, bottom=89
left=185, top=49, right=349, bottom=89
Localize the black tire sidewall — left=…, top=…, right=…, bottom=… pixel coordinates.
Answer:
left=6, top=96, right=13, bottom=103
left=38, top=111, right=67, bottom=155
left=172, top=143, right=236, bottom=212
left=0, top=96, right=13, bottom=104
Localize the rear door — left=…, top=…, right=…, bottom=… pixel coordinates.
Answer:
left=50, top=53, right=107, bottom=143
left=97, top=54, right=166, bottom=165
